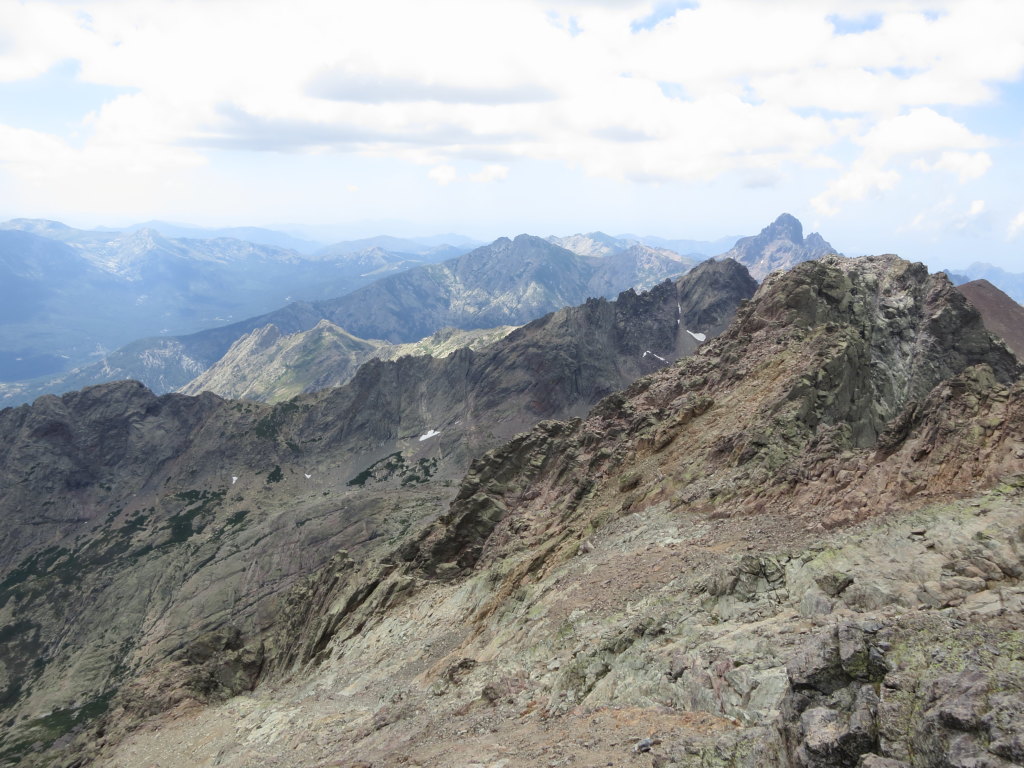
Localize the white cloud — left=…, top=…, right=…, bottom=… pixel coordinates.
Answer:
left=1008, top=211, right=1024, bottom=240
left=812, top=161, right=901, bottom=216
left=0, top=0, right=1021, bottom=223
left=428, top=165, right=457, bottom=185
left=470, top=164, right=509, bottom=183
left=812, top=108, right=994, bottom=215
left=915, top=150, right=992, bottom=182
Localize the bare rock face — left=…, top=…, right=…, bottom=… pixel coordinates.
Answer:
left=0, top=259, right=756, bottom=766
left=719, top=213, right=837, bottom=281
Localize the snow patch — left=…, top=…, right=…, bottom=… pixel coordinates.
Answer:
left=642, top=350, right=668, bottom=363
left=231, top=476, right=238, bottom=485
left=419, top=429, right=441, bottom=441
left=686, top=330, right=706, bottom=342
left=304, top=473, right=312, bottom=479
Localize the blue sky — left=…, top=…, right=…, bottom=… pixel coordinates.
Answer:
left=0, top=0, right=1022, bottom=271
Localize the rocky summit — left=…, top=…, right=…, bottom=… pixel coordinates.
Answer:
left=719, top=213, right=836, bottom=281
left=2, top=254, right=1023, bottom=767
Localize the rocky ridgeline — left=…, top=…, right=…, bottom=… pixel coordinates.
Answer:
left=124, top=254, right=1024, bottom=768
left=415, top=255, right=1021, bottom=576
left=0, top=260, right=755, bottom=767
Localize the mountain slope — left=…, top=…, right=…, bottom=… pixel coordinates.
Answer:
left=956, top=279, right=1024, bottom=359
left=179, top=321, right=519, bottom=402
left=80, top=254, right=1024, bottom=768
left=947, top=262, right=1024, bottom=304
left=718, top=212, right=836, bottom=280
left=0, top=259, right=755, bottom=767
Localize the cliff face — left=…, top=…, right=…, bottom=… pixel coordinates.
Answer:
left=81, top=255, right=1024, bottom=768
left=0, top=259, right=756, bottom=767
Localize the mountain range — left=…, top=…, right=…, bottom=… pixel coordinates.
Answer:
left=0, top=233, right=700, bottom=405
left=0, top=219, right=474, bottom=382
left=2, top=249, right=1022, bottom=767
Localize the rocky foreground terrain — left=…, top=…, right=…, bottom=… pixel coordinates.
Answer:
left=2, top=254, right=1022, bottom=767
left=0, top=260, right=754, bottom=767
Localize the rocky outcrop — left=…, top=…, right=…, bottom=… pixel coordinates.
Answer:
left=719, top=213, right=836, bottom=281
left=411, top=256, right=1020, bottom=581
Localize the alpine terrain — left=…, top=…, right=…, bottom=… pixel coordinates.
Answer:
left=0, top=258, right=756, bottom=767
left=56, top=253, right=1021, bottom=768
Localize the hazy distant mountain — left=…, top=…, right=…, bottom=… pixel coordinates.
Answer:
left=0, top=234, right=700, bottom=404
left=956, top=279, right=1024, bottom=359
left=315, top=234, right=480, bottom=258
left=717, top=213, right=836, bottom=280
left=944, top=263, right=1024, bottom=304
left=547, top=231, right=632, bottom=257
left=115, top=221, right=326, bottom=254
left=0, top=219, right=460, bottom=382
left=0, top=229, right=126, bottom=379
left=617, top=232, right=741, bottom=257
left=312, top=234, right=695, bottom=343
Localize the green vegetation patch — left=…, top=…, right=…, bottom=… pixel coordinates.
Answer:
left=266, top=465, right=284, bottom=484
left=348, top=452, right=405, bottom=487
left=164, top=489, right=227, bottom=544
left=401, top=456, right=439, bottom=486
left=0, top=690, right=115, bottom=765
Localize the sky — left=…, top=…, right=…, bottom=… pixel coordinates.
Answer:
left=0, top=0, right=1022, bottom=270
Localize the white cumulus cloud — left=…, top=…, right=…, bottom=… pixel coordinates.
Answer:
left=470, top=164, right=509, bottom=183
left=428, top=165, right=457, bottom=185
left=1008, top=211, right=1024, bottom=240
left=0, top=0, right=1021, bottom=224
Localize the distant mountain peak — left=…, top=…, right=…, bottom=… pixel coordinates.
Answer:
left=763, top=212, right=803, bottom=241
left=720, top=213, right=837, bottom=281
